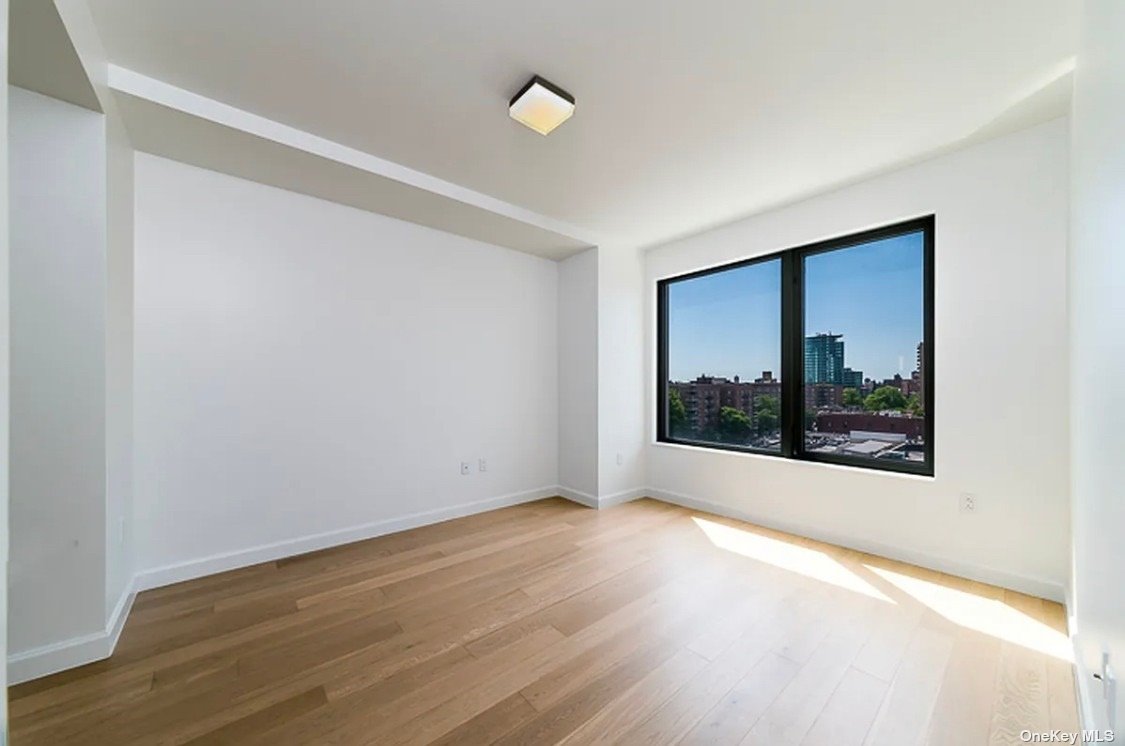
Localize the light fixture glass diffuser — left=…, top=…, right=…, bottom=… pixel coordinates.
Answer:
left=509, top=76, right=575, bottom=135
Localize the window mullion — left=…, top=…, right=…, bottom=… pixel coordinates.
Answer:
left=780, top=251, right=801, bottom=459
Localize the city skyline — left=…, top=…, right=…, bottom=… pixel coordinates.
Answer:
left=667, top=231, right=925, bottom=382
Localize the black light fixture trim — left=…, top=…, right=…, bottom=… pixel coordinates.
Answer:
left=509, top=75, right=575, bottom=108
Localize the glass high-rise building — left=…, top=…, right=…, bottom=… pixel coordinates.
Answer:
left=805, top=333, right=845, bottom=384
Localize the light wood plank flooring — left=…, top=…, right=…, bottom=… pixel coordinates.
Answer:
left=9, top=497, right=1078, bottom=744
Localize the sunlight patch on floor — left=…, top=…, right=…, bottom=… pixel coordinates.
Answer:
left=864, top=565, right=1071, bottom=661
left=691, top=516, right=894, bottom=603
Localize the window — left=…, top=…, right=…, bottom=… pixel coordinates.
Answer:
left=657, top=216, right=934, bottom=476
left=664, top=258, right=781, bottom=451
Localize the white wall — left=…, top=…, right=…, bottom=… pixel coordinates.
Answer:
left=9, top=86, right=109, bottom=653
left=44, top=0, right=140, bottom=675
left=133, top=153, right=559, bottom=580
left=645, top=119, right=1071, bottom=599
left=557, top=248, right=599, bottom=498
left=103, top=65, right=136, bottom=622
left=597, top=246, right=647, bottom=500
left=557, top=243, right=649, bottom=505
left=1, top=0, right=10, bottom=730
left=1069, top=0, right=1124, bottom=730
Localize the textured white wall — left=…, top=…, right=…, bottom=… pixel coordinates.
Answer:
left=103, top=84, right=135, bottom=621
left=645, top=119, right=1071, bottom=599
left=133, top=153, right=559, bottom=576
left=0, top=0, right=9, bottom=727
left=1069, top=0, right=1125, bottom=729
left=597, top=246, right=647, bottom=499
left=557, top=248, right=599, bottom=497
left=9, top=86, right=109, bottom=654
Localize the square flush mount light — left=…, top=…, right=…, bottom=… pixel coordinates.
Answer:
left=509, top=76, right=575, bottom=135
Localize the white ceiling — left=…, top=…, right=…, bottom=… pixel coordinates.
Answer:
left=88, top=0, right=1079, bottom=253
left=10, top=0, right=100, bottom=112
left=111, top=87, right=595, bottom=259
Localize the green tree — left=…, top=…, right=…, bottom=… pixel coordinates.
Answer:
left=906, top=393, right=924, bottom=417
left=842, top=388, right=863, bottom=408
left=805, top=408, right=817, bottom=431
left=753, top=395, right=780, bottom=436
left=668, top=389, right=688, bottom=434
left=864, top=385, right=908, bottom=412
left=717, top=406, right=753, bottom=443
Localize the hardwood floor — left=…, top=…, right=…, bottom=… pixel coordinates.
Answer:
left=9, top=497, right=1078, bottom=745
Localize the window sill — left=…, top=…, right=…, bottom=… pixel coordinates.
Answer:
left=649, top=439, right=936, bottom=481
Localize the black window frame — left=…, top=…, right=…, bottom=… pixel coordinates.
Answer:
left=657, top=215, right=935, bottom=477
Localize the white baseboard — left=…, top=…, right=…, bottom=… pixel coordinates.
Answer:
left=1073, top=655, right=1098, bottom=730
left=8, top=581, right=137, bottom=686
left=8, top=484, right=587, bottom=684
left=135, top=485, right=562, bottom=592
left=1064, top=585, right=1125, bottom=735
left=556, top=485, right=599, bottom=508
left=12, top=483, right=1063, bottom=686
left=555, top=485, right=646, bottom=509
left=597, top=487, right=647, bottom=508
left=1066, top=586, right=1099, bottom=732
left=645, top=486, right=1067, bottom=603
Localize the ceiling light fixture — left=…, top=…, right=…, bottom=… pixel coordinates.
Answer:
left=508, top=75, right=575, bottom=135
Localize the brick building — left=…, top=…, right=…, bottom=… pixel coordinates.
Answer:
left=814, top=411, right=925, bottom=439
left=805, top=383, right=844, bottom=409
left=670, top=373, right=781, bottom=433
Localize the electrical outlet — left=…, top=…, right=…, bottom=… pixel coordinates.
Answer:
left=478, top=458, right=487, bottom=473
left=960, top=493, right=976, bottom=513
left=460, top=461, right=471, bottom=476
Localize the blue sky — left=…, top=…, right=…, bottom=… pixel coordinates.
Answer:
left=667, top=232, right=924, bottom=382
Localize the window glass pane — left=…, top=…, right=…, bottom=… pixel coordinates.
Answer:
left=665, top=259, right=781, bottom=451
left=802, top=231, right=926, bottom=465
